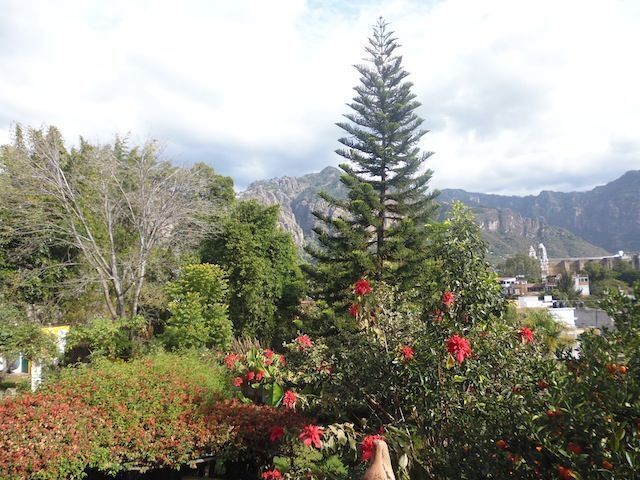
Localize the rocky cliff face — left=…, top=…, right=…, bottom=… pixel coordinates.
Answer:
left=447, top=205, right=609, bottom=259
left=238, top=166, right=633, bottom=259
left=238, top=166, right=345, bottom=246
left=439, top=170, right=640, bottom=253
left=475, top=208, right=545, bottom=236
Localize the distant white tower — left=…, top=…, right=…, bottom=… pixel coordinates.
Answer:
left=537, top=243, right=549, bottom=279
left=528, top=245, right=537, bottom=259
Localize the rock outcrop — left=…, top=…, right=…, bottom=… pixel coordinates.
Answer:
left=439, top=170, right=640, bottom=253
left=238, top=166, right=345, bottom=247
left=237, top=167, right=638, bottom=260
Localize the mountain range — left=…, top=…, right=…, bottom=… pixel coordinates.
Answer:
left=239, top=167, right=640, bottom=261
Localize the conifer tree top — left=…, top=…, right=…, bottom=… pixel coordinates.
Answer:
left=306, top=17, right=437, bottom=296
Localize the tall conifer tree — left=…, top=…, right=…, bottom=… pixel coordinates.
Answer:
left=307, top=18, right=438, bottom=302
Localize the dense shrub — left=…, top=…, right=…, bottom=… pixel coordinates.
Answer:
left=162, top=263, right=233, bottom=351
left=0, top=306, right=58, bottom=366
left=0, top=391, right=102, bottom=479
left=244, top=207, right=639, bottom=479
left=528, top=286, right=640, bottom=479
left=64, top=315, right=149, bottom=362
left=0, top=352, right=311, bottom=479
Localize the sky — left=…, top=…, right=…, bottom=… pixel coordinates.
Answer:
left=1, top=0, right=639, bottom=195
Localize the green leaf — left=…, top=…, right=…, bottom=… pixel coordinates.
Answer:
left=271, top=382, right=284, bottom=407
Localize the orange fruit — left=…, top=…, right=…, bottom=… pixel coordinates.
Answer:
left=567, top=442, right=583, bottom=455
left=557, top=465, right=574, bottom=479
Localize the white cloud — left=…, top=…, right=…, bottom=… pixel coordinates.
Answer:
left=1, top=0, right=639, bottom=193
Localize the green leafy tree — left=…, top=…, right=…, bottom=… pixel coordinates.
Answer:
left=419, top=202, right=505, bottom=324
left=0, top=303, right=57, bottom=370
left=306, top=18, right=438, bottom=303
left=499, top=253, right=541, bottom=281
left=553, top=274, right=583, bottom=301
left=201, top=201, right=304, bottom=343
left=162, top=263, right=232, bottom=350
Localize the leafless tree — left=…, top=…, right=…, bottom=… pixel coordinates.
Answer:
left=0, top=126, right=213, bottom=319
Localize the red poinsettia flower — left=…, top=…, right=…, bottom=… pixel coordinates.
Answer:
left=261, top=469, right=283, bottom=480
left=354, top=278, right=372, bottom=296
left=361, top=434, right=384, bottom=462
left=264, top=349, right=275, bottom=359
left=518, top=327, right=534, bottom=343
left=282, top=390, right=297, bottom=409
left=442, top=291, right=455, bottom=308
left=400, top=345, right=414, bottom=363
left=299, top=424, right=324, bottom=448
left=255, top=371, right=264, bottom=382
left=447, top=335, right=472, bottom=363
left=349, top=303, right=359, bottom=317
left=232, top=377, right=243, bottom=387
left=278, top=354, right=286, bottom=367
left=224, top=353, right=240, bottom=369
left=269, top=425, right=285, bottom=442
left=295, top=334, right=313, bottom=349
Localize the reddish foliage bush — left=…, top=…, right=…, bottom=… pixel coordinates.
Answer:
left=0, top=352, right=309, bottom=480
left=204, top=400, right=309, bottom=455
left=0, top=392, right=102, bottom=480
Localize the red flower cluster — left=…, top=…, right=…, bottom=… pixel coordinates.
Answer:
left=299, top=424, right=324, bottom=448
left=295, top=334, right=313, bottom=349
left=354, top=278, right=372, bottom=296
left=518, top=327, right=534, bottom=343
left=442, top=290, right=455, bottom=308
left=349, top=303, right=359, bottom=317
left=282, top=390, right=298, bottom=409
left=400, top=345, right=414, bottom=363
left=264, top=349, right=275, bottom=365
left=361, top=434, right=384, bottom=462
left=269, top=425, right=285, bottom=442
left=224, top=353, right=241, bottom=369
left=261, top=469, right=282, bottom=480
left=233, top=377, right=243, bottom=387
left=447, top=335, right=472, bottom=363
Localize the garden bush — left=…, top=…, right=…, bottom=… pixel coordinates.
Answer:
left=64, top=315, right=149, bottom=362
left=162, top=263, right=233, bottom=351
left=0, top=351, right=310, bottom=479
left=227, top=206, right=640, bottom=480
